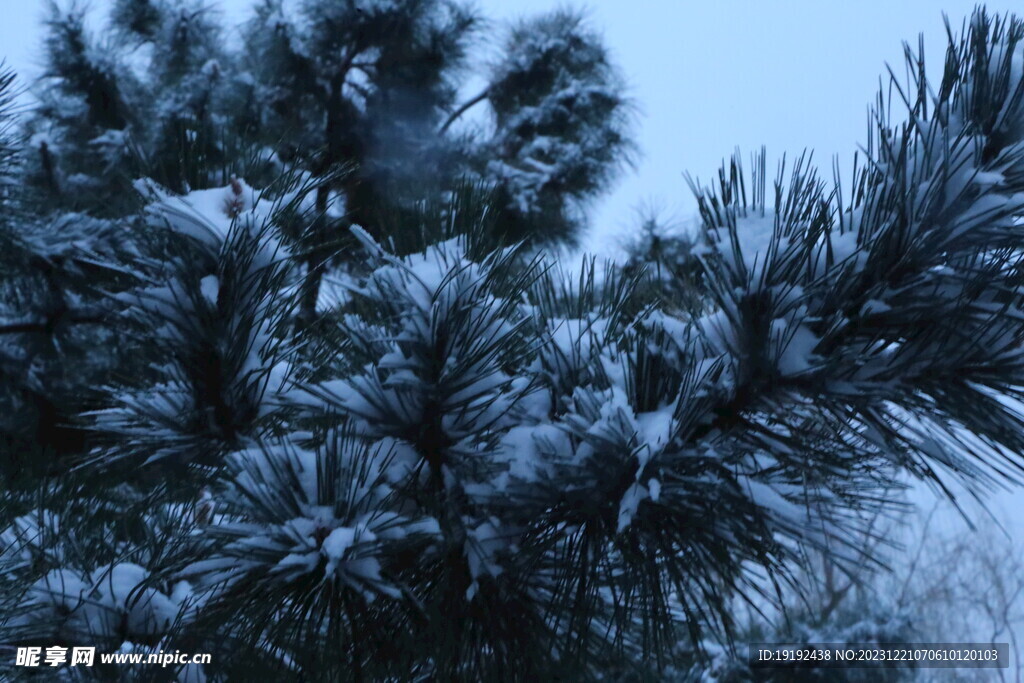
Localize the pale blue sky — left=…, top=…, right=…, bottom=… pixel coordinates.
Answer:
left=0, top=0, right=1019, bottom=255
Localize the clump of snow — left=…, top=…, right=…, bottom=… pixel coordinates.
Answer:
left=14, top=563, right=189, bottom=647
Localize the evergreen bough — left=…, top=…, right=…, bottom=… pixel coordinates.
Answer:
left=5, top=6, right=1024, bottom=682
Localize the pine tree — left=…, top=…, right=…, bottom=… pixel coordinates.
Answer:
left=474, top=9, right=636, bottom=246
left=6, top=6, right=1024, bottom=683
left=621, top=205, right=706, bottom=313
left=0, top=62, right=131, bottom=477
left=27, top=2, right=139, bottom=216
left=28, top=0, right=252, bottom=215
left=27, top=0, right=634, bottom=327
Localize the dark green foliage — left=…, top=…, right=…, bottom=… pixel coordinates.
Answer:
left=0, top=63, right=134, bottom=481
left=30, top=3, right=137, bottom=215
left=7, top=5, right=1024, bottom=683
left=621, top=206, right=707, bottom=314
left=110, top=0, right=164, bottom=41
left=0, top=65, right=19, bottom=207
left=482, top=9, right=636, bottom=245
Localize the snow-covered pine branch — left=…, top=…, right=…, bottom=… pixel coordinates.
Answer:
left=8, top=7, right=1024, bottom=681
left=480, top=8, right=636, bottom=246
left=86, top=179, right=300, bottom=469
left=190, top=11, right=1024, bottom=675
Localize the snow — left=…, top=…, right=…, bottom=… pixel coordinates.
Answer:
left=636, top=407, right=673, bottom=453
left=465, top=520, right=506, bottom=581
left=498, top=423, right=565, bottom=485
left=321, top=526, right=358, bottom=569
left=199, top=274, right=219, bottom=304
left=548, top=316, right=609, bottom=358
left=648, top=478, right=661, bottom=502
left=772, top=318, right=820, bottom=377
left=617, top=481, right=650, bottom=532
left=16, top=563, right=188, bottom=645
left=0, top=510, right=61, bottom=570
left=138, top=179, right=282, bottom=259
left=729, top=213, right=777, bottom=275
left=14, top=10, right=1024, bottom=676
left=741, top=480, right=805, bottom=529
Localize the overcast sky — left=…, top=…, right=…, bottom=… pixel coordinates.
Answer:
left=1, top=0, right=1020, bottom=256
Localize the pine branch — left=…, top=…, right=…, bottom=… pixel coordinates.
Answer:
left=438, top=86, right=491, bottom=134
left=23, top=6, right=1024, bottom=682
left=0, top=312, right=106, bottom=336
